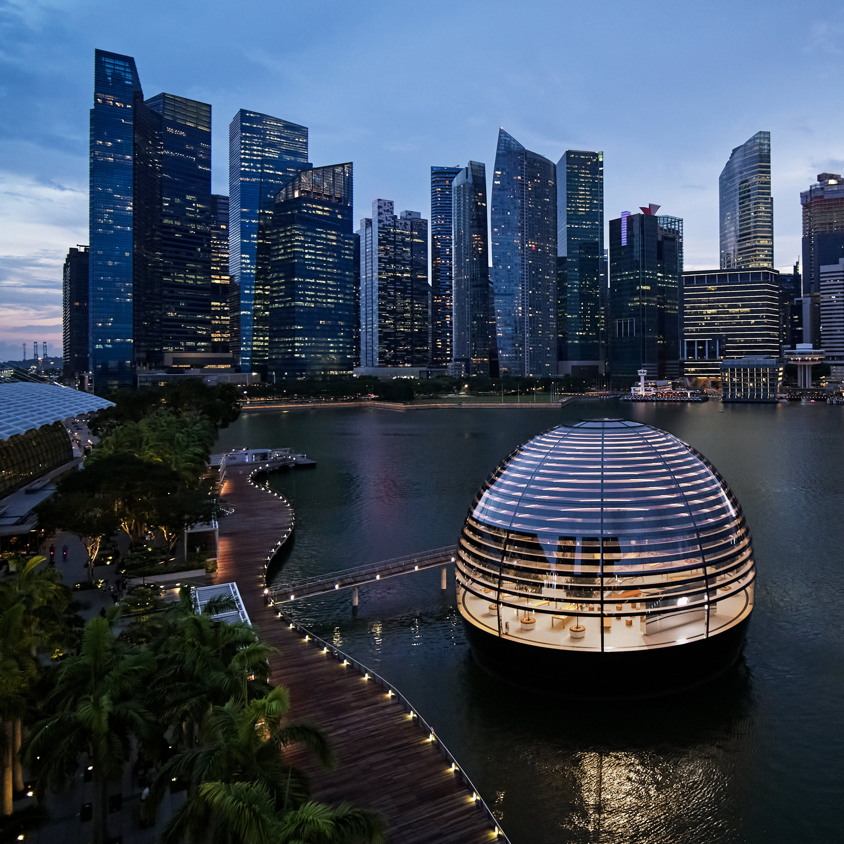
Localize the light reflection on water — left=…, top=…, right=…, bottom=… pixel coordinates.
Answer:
left=216, top=401, right=844, bottom=843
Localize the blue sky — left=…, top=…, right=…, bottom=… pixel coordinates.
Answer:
left=2, top=0, right=844, bottom=361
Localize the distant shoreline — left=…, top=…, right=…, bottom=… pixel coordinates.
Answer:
left=241, top=396, right=591, bottom=413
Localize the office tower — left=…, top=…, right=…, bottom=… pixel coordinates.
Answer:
left=556, top=150, right=604, bottom=375
left=452, top=161, right=495, bottom=377
left=89, top=50, right=147, bottom=390
left=89, top=50, right=216, bottom=391
left=62, top=246, right=89, bottom=381
left=228, top=282, right=241, bottom=364
left=210, top=195, right=231, bottom=356
left=682, top=268, right=780, bottom=383
left=609, top=206, right=682, bottom=383
left=229, top=110, right=309, bottom=373
left=145, top=93, right=215, bottom=367
left=352, top=232, right=361, bottom=367
left=430, top=166, right=462, bottom=367
left=778, top=260, right=802, bottom=350
left=266, top=163, right=355, bottom=380
left=719, top=131, right=773, bottom=269
left=819, top=258, right=844, bottom=369
left=801, top=173, right=844, bottom=296
left=359, top=200, right=429, bottom=368
left=491, top=128, right=557, bottom=377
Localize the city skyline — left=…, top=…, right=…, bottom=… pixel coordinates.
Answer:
left=3, top=0, right=844, bottom=360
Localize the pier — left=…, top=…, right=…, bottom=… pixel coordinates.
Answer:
left=214, top=462, right=504, bottom=843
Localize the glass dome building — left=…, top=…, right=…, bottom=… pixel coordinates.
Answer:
left=456, top=420, right=755, bottom=696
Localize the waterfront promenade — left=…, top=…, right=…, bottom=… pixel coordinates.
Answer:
left=214, top=464, right=499, bottom=844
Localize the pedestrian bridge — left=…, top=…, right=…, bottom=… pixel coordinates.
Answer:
left=265, top=545, right=456, bottom=604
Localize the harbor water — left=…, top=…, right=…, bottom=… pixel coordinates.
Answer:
left=214, top=400, right=844, bottom=844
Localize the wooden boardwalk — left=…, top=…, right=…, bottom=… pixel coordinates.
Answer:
left=215, top=464, right=501, bottom=844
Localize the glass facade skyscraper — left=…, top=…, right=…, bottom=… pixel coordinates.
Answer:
left=491, top=129, right=557, bottom=377
left=609, top=209, right=682, bottom=383
left=801, top=173, right=844, bottom=297
left=430, top=166, right=462, bottom=368
left=145, top=94, right=213, bottom=362
left=89, top=50, right=144, bottom=391
left=210, top=194, right=231, bottom=355
left=452, top=161, right=495, bottom=377
left=89, top=50, right=218, bottom=391
left=359, top=200, right=429, bottom=368
left=62, top=246, right=89, bottom=381
left=228, top=110, right=309, bottom=372
left=719, top=131, right=773, bottom=269
left=266, top=163, right=355, bottom=380
left=682, top=269, right=781, bottom=383
left=556, top=150, right=603, bottom=373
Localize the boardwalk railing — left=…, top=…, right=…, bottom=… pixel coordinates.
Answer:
left=274, top=608, right=508, bottom=842
left=266, top=545, right=456, bottom=602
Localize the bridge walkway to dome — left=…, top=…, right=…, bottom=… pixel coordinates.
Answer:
left=213, top=463, right=502, bottom=844
left=266, top=545, right=456, bottom=605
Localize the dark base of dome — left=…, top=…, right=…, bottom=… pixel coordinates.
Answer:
left=462, top=617, right=750, bottom=700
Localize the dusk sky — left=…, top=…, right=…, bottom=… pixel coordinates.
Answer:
left=2, top=0, right=844, bottom=362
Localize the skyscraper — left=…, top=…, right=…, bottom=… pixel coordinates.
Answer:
left=89, top=50, right=216, bottom=391
left=89, top=50, right=146, bottom=390
left=801, top=173, right=844, bottom=296
left=556, top=150, right=604, bottom=375
left=62, top=246, right=89, bottom=382
left=430, top=166, right=462, bottom=368
left=491, top=129, right=557, bottom=377
left=210, top=195, right=231, bottom=355
left=819, top=258, right=844, bottom=370
left=609, top=206, right=682, bottom=383
left=228, top=111, right=309, bottom=373
left=145, top=93, right=214, bottom=366
left=719, top=131, right=773, bottom=269
left=778, top=260, right=802, bottom=350
left=266, top=163, right=355, bottom=380
left=682, top=268, right=781, bottom=383
left=452, top=161, right=495, bottom=377
left=359, top=200, right=429, bottom=368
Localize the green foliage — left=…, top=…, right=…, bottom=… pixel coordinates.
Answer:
left=151, top=689, right=339, bottom=844
left=88, top=409, right=214, bottom=486
left=24, top=614, right=158, bottom=844
left=90, top=381, right=241, bottom=439
left=7, top=582, right=382, bottom=844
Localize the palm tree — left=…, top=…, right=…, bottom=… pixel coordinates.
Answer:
left=144, top=597, right=276, bottom=749
left=23, top=613, right=158, bottom=844
left=147, top=687, right=338, bottom=844
left=201, top=783, right=385, bottom=844
left=0, top=556, right=70, bottom=813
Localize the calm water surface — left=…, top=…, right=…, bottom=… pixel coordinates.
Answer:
left=215, top=401, right=844, bottom=844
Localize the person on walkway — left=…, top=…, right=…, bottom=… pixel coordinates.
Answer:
left=62, top=544, right=68, bottom=562
left=49, top=544, right=55, bottom=564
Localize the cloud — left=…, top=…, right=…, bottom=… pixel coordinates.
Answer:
left=805, top=19, right=844, bottom=55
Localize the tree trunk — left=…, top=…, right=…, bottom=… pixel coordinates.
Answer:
left=92, top=769, right=109, bottom=844
left=2, top=721, right=13, bottom=816
left=12, top=720, right=23, bottom=793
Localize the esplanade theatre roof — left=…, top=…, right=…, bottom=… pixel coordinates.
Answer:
left=0, top=382, right=114, bottom=440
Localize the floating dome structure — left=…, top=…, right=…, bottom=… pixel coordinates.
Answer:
left=456, top=420, right=755, bottom=696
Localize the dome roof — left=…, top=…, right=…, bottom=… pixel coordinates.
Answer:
left=471, top=419, right=742, bottom=557
left=456, top=419, right=755, bottom=657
